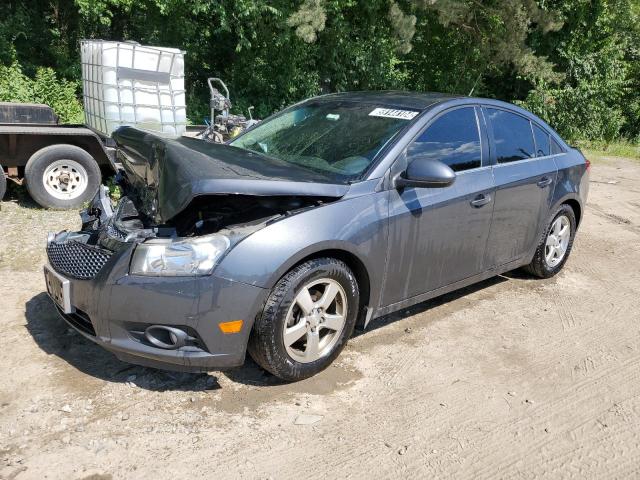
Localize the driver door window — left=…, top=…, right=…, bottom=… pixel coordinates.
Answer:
left=407, top=107, right=482, bottom=172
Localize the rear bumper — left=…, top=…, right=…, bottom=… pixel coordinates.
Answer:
left=46, top=247, right=269, bottom=372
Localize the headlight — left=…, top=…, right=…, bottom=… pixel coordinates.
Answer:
left=130, top=234, right=231, bottom=276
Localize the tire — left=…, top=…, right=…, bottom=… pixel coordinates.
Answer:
left=523, top=204, right=577, bottom=278
left=0, top=165, right=6, bottom=201
left=24, top=145, right=101, bottom=209
left=248, top=257, right=360, bottom=382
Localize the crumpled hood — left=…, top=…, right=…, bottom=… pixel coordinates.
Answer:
left=112, top=127, right=350, bottom=223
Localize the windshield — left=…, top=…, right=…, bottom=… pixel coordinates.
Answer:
left=229, top=101, right=419, bottom=183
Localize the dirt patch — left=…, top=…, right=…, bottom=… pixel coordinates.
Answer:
left=1, top=159, right=640, bottom=479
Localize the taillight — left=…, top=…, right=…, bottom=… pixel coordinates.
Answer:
left=585, top=158, right=591, bottom=171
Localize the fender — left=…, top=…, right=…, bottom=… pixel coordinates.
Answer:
left=257, top=239, right=373, bottom=290
left=214, top=189, right=389, bottom=312
left=551, top=193, right=583, bottom=220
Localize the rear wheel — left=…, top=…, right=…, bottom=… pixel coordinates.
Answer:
left=25, top=145, right=101, bottom=209
left=0, top=165, right=6, bottom=201
left=524, top=204, right=577, bottom=278
left=248, top=258, right=359, bottom=381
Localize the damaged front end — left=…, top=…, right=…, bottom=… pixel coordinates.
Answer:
left=44, top=182, right=286, bottom=371
left=50, top=185, right=336, bottom=280
left=42, top=126, right=354, bottom=372
left=48, top=126, right=348, bottom=279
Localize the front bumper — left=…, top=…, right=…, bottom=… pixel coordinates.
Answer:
left=45, top=240, right=269, bottom=372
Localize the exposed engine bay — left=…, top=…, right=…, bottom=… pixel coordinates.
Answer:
left=166, top=194, right=328, bottom=237
left=51, top=123, right=349, bottom=262
left=77, top=185, right=334, bottom=249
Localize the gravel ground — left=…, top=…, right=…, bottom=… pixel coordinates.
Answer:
left=1, top=155, right=639, bottom=479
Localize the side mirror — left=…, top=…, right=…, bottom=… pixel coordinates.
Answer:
left=394, top=157, right=456, bottom=189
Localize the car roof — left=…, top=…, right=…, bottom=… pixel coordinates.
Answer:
left=309, top=91, right=464, bottom=110
left=313, top=92, right=564, bottom=139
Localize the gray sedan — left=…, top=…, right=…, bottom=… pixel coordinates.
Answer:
left=44, top=92, right=589, bottom=381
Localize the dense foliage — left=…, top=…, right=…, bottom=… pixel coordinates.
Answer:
left=0, top=0, right=638, bottom=142
left=0, top=63, right=84, bottom=123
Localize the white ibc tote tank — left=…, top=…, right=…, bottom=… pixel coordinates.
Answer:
left=80, top=40, right=187, bottom=136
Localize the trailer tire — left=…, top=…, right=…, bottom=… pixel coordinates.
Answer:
left=25, top=145, right=101, bottom=209
left=0, top=165, right=6, bottom=201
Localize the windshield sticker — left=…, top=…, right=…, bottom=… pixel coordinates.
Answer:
left=369, top=108, right=419, bottom=120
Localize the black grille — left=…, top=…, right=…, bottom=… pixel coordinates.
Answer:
left=58, top=307, right=96, bottom=336
left=47, top=241, right=113, bottom=280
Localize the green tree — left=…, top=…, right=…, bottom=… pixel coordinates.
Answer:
left=0, top=0, right=638, bottom=143
left=521, top=0, right=639, bottom=141
left=0, top=63, right=84, bottom=123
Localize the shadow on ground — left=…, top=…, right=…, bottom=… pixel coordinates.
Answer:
left=358, top=275, right=510, bottom=336
left=25, top=272, right=527, bottom=390
left=24, top=292, right=226, bottom=392
left=3, top=182, right=41, bottom=209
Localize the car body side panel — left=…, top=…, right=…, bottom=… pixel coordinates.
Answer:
left=214, top=182, right=389, bottom=310
left=382, top=167, right=495, bottom=306
left=551, top=150, right=589, bottom=222
left=484, top=157, right=558, bottom=267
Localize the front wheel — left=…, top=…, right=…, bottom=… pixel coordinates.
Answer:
left=24, top=145, right=101, bottom=209
left=524, top=204, right=577, bottom=278
left=248, top=258, right=359, bottom=382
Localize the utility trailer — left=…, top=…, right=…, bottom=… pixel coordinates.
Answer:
left=0, top=41, right=255, bottom=208
left=0, top=102, right=115, bottom=208
left=0, top=40, right=186, bottom=208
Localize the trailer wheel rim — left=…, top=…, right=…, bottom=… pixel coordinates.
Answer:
left=42, top=160, right=88, bottom=200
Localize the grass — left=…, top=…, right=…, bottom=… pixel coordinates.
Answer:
left=576, top=140, right=640, bottom=162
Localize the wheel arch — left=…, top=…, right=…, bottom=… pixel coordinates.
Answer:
left=264, top=243, right=373, bottom=326
left=550, top=193, right=583, bottom=227
left=561, top=197, right=582, bottom=227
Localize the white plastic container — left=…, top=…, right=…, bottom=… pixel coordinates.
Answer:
left=80, top=40, right=187, bottom=136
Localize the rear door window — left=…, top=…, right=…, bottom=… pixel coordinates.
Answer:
left=550, top=137, right=564, bottom=155
left=486, top=108, right=535, bottom=163
left=532, top=124, right=550, bottom=157
left=407, top=107, right=482, bottom=172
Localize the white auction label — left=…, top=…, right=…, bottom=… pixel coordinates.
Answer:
left=369, top=108, right=419, bottom=120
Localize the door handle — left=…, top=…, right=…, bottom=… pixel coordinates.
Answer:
left=470, top=194, right=492, bottom=208
left=537, top=176, right=553, bottom=188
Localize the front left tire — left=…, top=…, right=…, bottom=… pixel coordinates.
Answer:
left=248, top=257, right=359, bottom=382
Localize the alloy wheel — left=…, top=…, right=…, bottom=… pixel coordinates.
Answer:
left=283, top=278, right=348, bottom=363
left=545, top=215, right=571, bottom=268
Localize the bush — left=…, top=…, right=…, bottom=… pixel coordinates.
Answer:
left=0, top=62, right=84, bottom=124
left=521, top=85, right=626, bottom=143
left=518, top=0, right=638, bottom=144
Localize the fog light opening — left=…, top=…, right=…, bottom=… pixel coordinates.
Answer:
left=144, top=325, right=188, bottom=350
